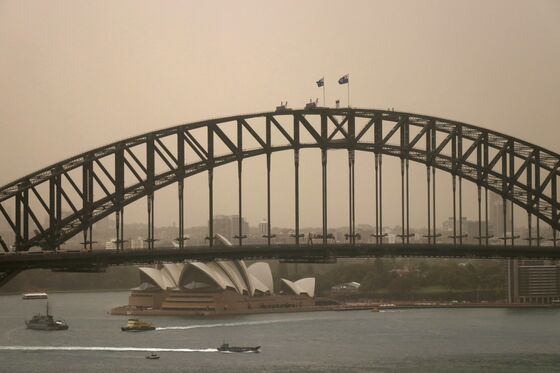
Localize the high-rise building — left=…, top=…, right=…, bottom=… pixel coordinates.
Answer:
left=259, top=219, right=268, bottom=236
left=489, top=192, right=511, bottom=238
left=212, top=215, right=249, bottom=241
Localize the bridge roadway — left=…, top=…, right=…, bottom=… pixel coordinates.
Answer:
left=1, top=244, right=560, bottom=272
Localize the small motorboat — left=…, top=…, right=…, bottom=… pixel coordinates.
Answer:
left=145, top=353, right=160, bottom=360
left=217, top=342, right=260, bottom=353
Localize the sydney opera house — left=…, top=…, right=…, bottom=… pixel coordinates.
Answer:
left=112, top=235, right=317, bottom=316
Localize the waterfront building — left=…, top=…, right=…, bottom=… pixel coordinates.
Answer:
left=512, top=262, right=560, bottom=304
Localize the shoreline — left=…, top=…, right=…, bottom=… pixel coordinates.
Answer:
left=0, top=289, right=131, bottom=296
left=111, top=304, right=334, bottom=317
left=111, top=301, right=560, bottom=317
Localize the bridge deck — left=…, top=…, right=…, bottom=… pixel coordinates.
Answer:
left=1, top=244, right=559, bottom=272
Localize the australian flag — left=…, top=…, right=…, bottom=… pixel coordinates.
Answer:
left=338, top=74, right=349, bottom=84
left=316, top=77, right=324, bottom=87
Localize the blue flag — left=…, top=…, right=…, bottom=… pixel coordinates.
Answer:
left=316, top=78, right=324, bottom=87
left=338, top=74, right=349, bottom=84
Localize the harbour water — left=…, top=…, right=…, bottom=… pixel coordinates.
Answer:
left=1, top=291, right=560, bottom=372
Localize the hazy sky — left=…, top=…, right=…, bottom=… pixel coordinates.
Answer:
left=0, top=0, right=559, bottom=230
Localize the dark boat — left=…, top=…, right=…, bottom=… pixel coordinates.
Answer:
left=25, top=302, right=68, bottom=331
left=145, top=353, right=160, bottom=360
left=121, top=318, right=156, bottom=332
left=217, top=343, right=260, bottom=353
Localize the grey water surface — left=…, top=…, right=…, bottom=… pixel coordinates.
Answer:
left=1, top=291, right=559, bottom=372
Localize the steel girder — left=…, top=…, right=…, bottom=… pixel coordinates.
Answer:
left=0, top=108, right=558, bottom=251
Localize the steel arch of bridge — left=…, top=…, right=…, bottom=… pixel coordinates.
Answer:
left=1, top=107, right=559, bottom=252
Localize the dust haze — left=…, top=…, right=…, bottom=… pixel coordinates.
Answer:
left=0, top=0, right=559, bottom=230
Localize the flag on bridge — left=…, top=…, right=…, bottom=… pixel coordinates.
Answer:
left=338, top=74, right=349, bottom=85
left=316, top=77, right=324, bottom=87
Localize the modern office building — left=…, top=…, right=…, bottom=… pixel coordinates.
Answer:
left=507, top=260, right=560, bottom=304
left=512, top=262, right=560, bottom=304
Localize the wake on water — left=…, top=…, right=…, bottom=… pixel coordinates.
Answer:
left=0, top=318, right=310, bottom=353
left=0, top=346, right=217, bottom=353
left=155, top=317, right=311, bottom=331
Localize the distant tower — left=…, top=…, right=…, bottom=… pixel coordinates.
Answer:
left=259, top=219, right=268, bottom=236
left=489, top=192, right=511, bottom=238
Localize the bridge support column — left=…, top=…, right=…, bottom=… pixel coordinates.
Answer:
left=485, top=187, right=490, bottom=245
left=266, top=152, right=272, bottom=246
left=115, top=210, right=121, bottom=251
left=373, top=153, right=384, bottom=244
left=535, top=151, right=541, bottom=246
left=348, top=150, right=356, bottom=245
left=452, top=175, right=457, bottom=245
left=477, top=185, right=482, bottom=246
left=294, top=150, right=300, bottom=246
left=237, top=160, right=244, bottom=247
left=459, top=176, right=463, bottom=244
left=208, top=168, right=214, bottom=247
left=178, top=179, right=185, bottom=248
left=426, top=165, right=431, bottom=244
left=82, top=160, right=94, bottom=251
left=401, top=158, right=405, bottom=244
left=406, top=159, right=411, bottom=243
left=432, top=166, right=437, bottom=244
left=147, top=194, right=154, bottom=250
left=322, top=149, right=328, bottom=245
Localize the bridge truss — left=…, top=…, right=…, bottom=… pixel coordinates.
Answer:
left=0, top=108, right=559, bottom=253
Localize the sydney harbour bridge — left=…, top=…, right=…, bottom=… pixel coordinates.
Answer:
left=1, top=107, right=560, bottom=284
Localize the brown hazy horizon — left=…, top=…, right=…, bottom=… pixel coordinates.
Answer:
left=0, top=0, right=559, bottom=230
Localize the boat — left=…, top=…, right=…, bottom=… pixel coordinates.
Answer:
left=22, top=292, right=48, bottom=300
left=217, top=343, right=260, bottom=353
left=145, top=353, right=160, bottom=360
left=121, top=318, right=156, bottom=332
left=25, top=302, right=68, bottom=331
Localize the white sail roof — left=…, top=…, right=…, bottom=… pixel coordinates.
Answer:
left=295, top=278, right=315, bottom=297
left=216, top=261, right=249, bottom=294
left=280, top=278, right=299, bottom=296
left=280, top=277, right=315, bottom=297
left=234, top=260, right=254, bottom=296
left=187, top=262, right=229, bottom=290
left=248, top=273, right=270, bottom=294
left=136, top=255, right=314, bottom=298
left=214, top=233, right=233, bottom=247
left=162, top=263, right=183, bottom=286
left=139, top=267, right=175, bottom=290
left=247, top=262, right=274, bottom=294
left=206, top=262, right=239, bottom=292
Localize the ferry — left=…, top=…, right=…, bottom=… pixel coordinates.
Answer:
left=121, top=318, right=156, bottom=332
left=22, top=292, right=48, bottom=300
